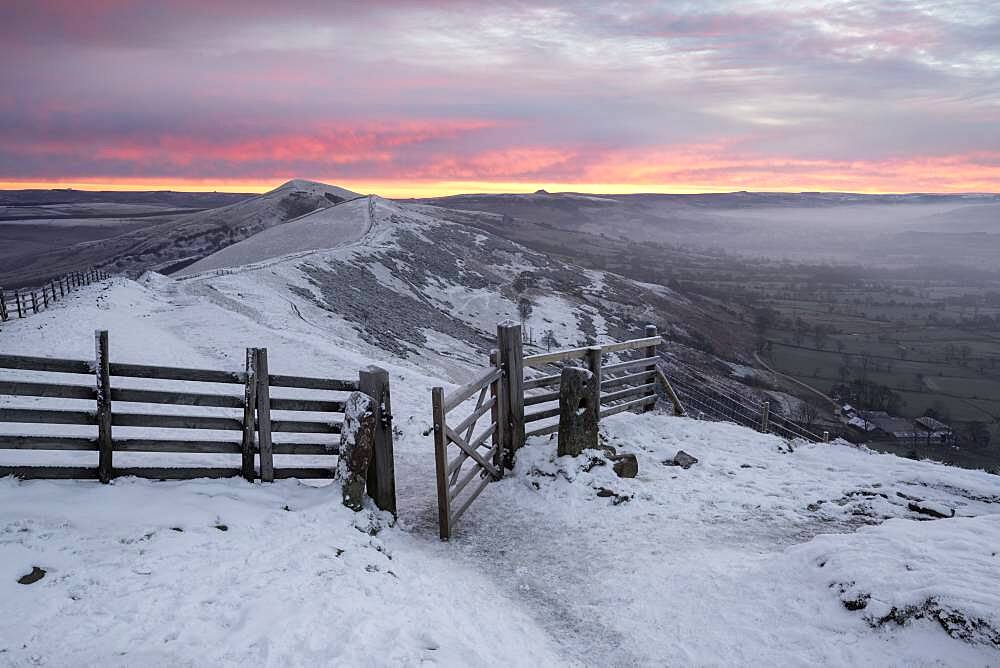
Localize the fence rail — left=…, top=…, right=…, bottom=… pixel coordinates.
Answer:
left=1, top=268, right=110, bottom=321
left=0, top=332, right=396, bottom=512
left=521, top=325, right=678, bottom=438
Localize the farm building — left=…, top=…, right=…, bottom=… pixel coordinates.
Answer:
left=853, top=411, right=923, bottom=441
left=915, top=416, right=955, bottom=444
left=846, top=415, right=876, bottom=432
left=849, top=411, right=955, bottom=445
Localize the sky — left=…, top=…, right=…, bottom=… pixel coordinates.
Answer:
left=1, top=0, right=999, bottom=196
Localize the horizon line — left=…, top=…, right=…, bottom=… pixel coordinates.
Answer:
left=1, top=179, right=998, bottom=199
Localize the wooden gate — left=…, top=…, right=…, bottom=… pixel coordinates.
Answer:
left=431, top=323, right=686, bottom=540
left=431, top=353, right=506, bottom=540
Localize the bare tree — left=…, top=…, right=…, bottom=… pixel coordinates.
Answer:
left=517, top=296, right=533, bottom=325
left=542, top=329, right=558, bottom=352
left=795, top=402, right=820, bottom=431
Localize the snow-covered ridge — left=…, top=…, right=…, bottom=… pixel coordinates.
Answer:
left=159, top=195, right=704, bottom=381
left=175, top=196, right=377, bottom=276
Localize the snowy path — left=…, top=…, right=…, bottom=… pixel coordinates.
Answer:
left=411, top=415, right=1000, bottom=665
left=176, top=195, right=379, bottom=278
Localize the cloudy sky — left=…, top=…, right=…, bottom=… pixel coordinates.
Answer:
left=1, top=0, right=998, bottom=195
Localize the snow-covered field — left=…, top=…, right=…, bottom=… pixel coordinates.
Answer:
left=2, top=209, right=999, bottom=665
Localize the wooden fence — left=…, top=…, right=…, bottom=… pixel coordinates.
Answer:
left=518, top=325, right=684, bottom=440
left=432, top=322, right=684, bottom=539
left=0, top=330, right=396, bottom=513
left=1, top=268, right=110, bottom=321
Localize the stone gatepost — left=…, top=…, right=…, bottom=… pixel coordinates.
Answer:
left=557, top=365, right=600, bottom=457
left=337, top=392, right=377, bottom=511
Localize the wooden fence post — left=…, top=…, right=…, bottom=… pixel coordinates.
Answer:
left=31, top=292, right=38, bottom=313
left=59, top=278, right=65, bottom=298
left=643, top=324, right=659, bottom=412
left=497, top=321, right=524, bottom=467
left=41, top=286, right=49, bottom=309
left=654, top=368, right=686, bottom=416
left=360, top=365, right=396, bottom=515
left=586, top=346, right=602, bottom=422
left=240, top=348, right=258, bottom=482
left=0, top=290, right=7, bottom=321
left=95, top=330, right=113, bottom=483
left=15, top=290, right=23, bottom=318
left=255, top=348, right=274, bottom=482
left=760, top=401, right=770, bottom=433
left=431, top=386, right=451, bottom=540
left=823, top=430, right=830, bottom=442
left=489, top=350, right=506, bottom=474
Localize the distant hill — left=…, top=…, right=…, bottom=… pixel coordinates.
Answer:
left=0, top=188, right=253, bottom=208
left=0, top=180, right=360, bottom=285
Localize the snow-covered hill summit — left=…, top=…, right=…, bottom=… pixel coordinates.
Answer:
left=168, top=194, right=715, bottom=381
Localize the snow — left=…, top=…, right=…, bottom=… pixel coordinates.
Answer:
left=3, top=403, right=998, bottom=663
left=0, top=478, right=563, bottom=665
left=2, top=223, right=1000, bottom=663
left=440, top=415, right=1000, bottom=665
left=849, top=415, right=877, bottom=431
left=726, top=361, right=757, bottom=378
left=790, top=514, right=1000, bottom=646
left=270, top=179, right=360, bottom=201
left=526, top=293, right=605, bottom=348
left=177, top=197, right=373, bottom=276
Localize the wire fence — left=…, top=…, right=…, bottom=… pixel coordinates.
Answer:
left=662, top=354, right=828, bottom=443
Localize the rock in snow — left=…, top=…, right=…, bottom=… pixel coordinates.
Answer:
left=908, top=499, right=957, bottom=519
left=666, top=450, right=699, bottom=469
left=608, top=452, right=639, bottom=478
